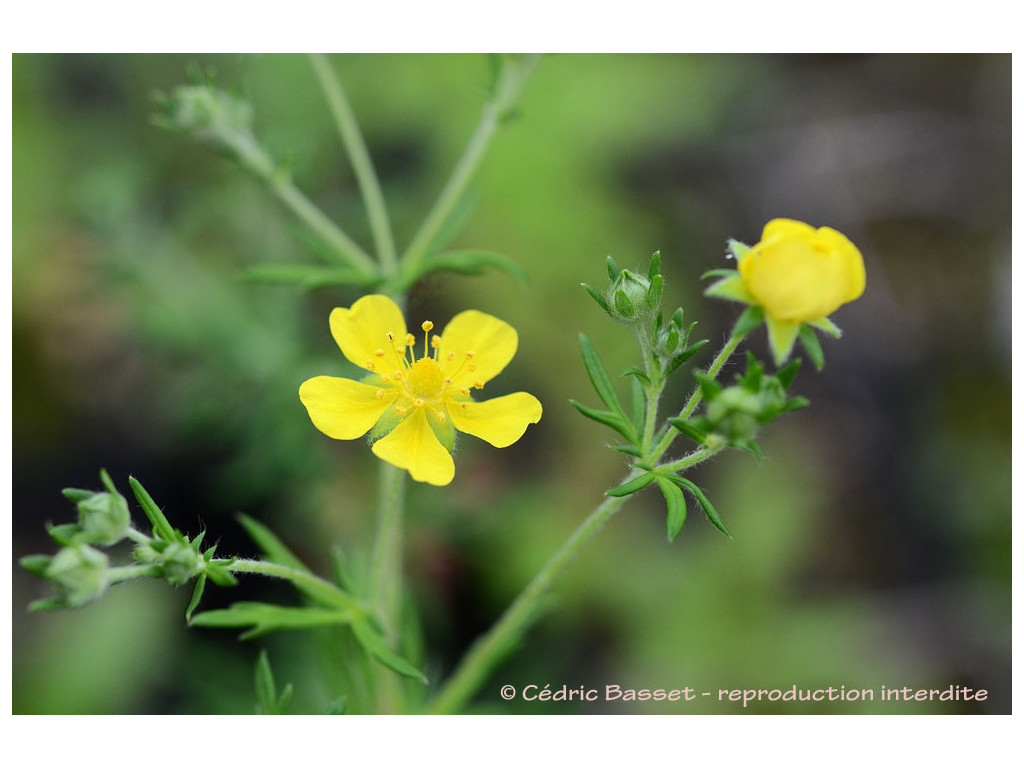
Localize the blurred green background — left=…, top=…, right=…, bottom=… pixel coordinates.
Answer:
left=12, top=53, right=1011, bottom=714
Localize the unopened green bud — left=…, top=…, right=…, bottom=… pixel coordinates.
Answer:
left=161, top=541, right=202, bottom=586
left=77, top=492, right=131, bottom=546
left=45, top=544, right=109, bottom=608
left=607, top=269, right=659, bottom=324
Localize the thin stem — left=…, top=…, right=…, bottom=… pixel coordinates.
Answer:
left=647, top=328, right=747, bottom=462
left=308, top=53, right=397, bottom=275
left=399, top=54, right=541, bottom=282
left=223, top=558, right=366, bottom=614
left=269, top=175, right=379, bottom=276
left=427, top=491, right=632, bottom=714
left=368, top=462, right=406, bottom=640
left=107, top=564, right=158, bottom=584
left=658, top=446, right=718, bottom=475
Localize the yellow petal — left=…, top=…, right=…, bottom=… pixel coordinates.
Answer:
left=329, top=294, right=407, bottom=373
left=372, top=407, right=455, bottom=486
left=818, top=226, right=866, bottom=302
left=448, top=392, right=542, bottom=448
left=299, top=376, right=395, bottom=440
left=438, top=310, right=518, bottom=389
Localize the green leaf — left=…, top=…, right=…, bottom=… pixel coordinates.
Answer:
left=186, top=572, right=207, bottom=622
left=664, top=338, right=709, bottom=377
left=693, top=371, right=722, bottom=401
left=350, top=621, right=428, bottom=683
left=655, top=476, right=687, bottom=541
left=648, top=251, right=661, bottom=280
left=422, top=249, right=528, bottom=285
left=205, top=562, right=239, bottom=587
left=578, top=334, right=627, bottom=417
left=20, top=554, right=53, bottom=577
left=581, top=283, right=611, bottom=315
left=254, top=650, right=292, bottom=714
left=647, top=273, right=663, bottom=308
left=776, top=358, right=802, bottom=390
left=606, top=472, right=656, bottom=498
left=610, top=444, right=643, bottom=457
left=237, top=514, right=311, bottom=573
left=606, top=255, right=621, bottom=280
left=128, top=477, right=179, bottom=542
left=673, top=477, right=731, bottom=538
left=45, top=523, right=82, bottom=546
left=61, top=488, right=94, bottom=504
left=781, top=395, right=811, bottom=413
left=799, top=324, right=825, bottom=370
left=622, top=366, right=651, bottom=386
left=732, top=305, right=765, bottom=339
left=243, top=264, right=376, bottom=290
left=569, top=400, right=637, bottom=443
left=29, top=598, right=68, bottom=612
left=191, top=602, right=357, bottom=640
left=808, top=316, right=842, bottom=338
left=668, top=418, right=707, bottom=445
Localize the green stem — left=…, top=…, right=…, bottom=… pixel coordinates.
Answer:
left=647, top=328, right=747, bottom=462
left=223, top=558, right=366, bottom=614
left=657, top=446, right=718, bottom=475
left=368, top=462, right=407, bottom=640
left=399, top=54, right=541, bottom=283
left=427, top=490, right=632, bottom=714
left=308, top=53, right=397, bottom=275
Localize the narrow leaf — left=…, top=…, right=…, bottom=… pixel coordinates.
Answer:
left=673, top=477, right=732, bottom=538
left=254, top=650, right=277, bottom=714
left=610, top=444, right=643, bottom=457
left=20, top=554, right=53, bottom=577
left=629, top=376, right=645, bottom=437
left=664, top=339, right=709, bottom=377
left=648, top=250, right=661, bottom=280
left=129, top=477, right=178, bottom=542
left=350, top=621, right=428, bottom=683
left=668, top=418, right=707, bottom=445
left=781, top=395, right=811, bottom=413
left=656, top=476, right=687, bottom=541
left=776, top=358, right=802, bottom=390
left=186, top=572, right=207, bottom=622
left=606, top=472, right=656, bottom=498
left=799, top=325, right=825, bottom=370
left=622, top=366, right=651, bottom=386
left=581, top=283, right=611, bottom=315
left=423, top=249, right=528, bottom=284
left=606, top=255, right=621, bottom=280
left=579, top=334, right=628, bottom=420
left=190, top=602, right=356, bottom=639
left=569, top=400, right=637, bottom=442
left=61, top=488, right=94, bottom=504
left=701, top=268, right=739, bottom=280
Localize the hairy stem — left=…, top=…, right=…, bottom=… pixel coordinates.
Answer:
left=308, top=53, right=397, bottom=275
left=427, top=490, right=632, bottom=714
left=399, top=54, right=541, bottom=283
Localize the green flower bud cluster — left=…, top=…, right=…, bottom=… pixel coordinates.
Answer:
left=671, top=352, right=809, bottom=460
left=21, top=470, right=235, bottom=612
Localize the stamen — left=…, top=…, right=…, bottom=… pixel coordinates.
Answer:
left=421, top=321, right=433, bottom=357
left=366, top=360, right=376, bottom=371
left=414, top=398, right=424, bottom=408
left=395, top=406, right=408, bottom=416
left=474, top=380, right=484, bottom=389
left=447, top=351, right=455, bottom=362
left=376, top=390, right=385, bottom=400
left=375, top=349, right=386, bottom=357
left=436, top=411, right=447, bottom=423
left=466, top=350, right=477, bottom=358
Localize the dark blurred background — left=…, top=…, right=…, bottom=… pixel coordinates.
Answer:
left=12, top=53, right=1011, bottom=713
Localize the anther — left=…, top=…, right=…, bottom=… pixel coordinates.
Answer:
left=376, top=390, right=385, bottom=400
left=395, top=406, right=408, bottom=416
left=405, top=333, right=416, bottom=347
left=375, top=349, right=386, bottom=357
left=474, top=381, right=484, bottom=389
left=366, top=361, right=376, bottom=371
left=436, top=411, right=447, bottom=423
left=414, top=398, right=424, bottom=408
left=431, top=337, right=441, bottom=348
left=421, top=321, right=434, bottom=332
left=447, top=351, right=455, bottom=362
left=466, top=350, right=477, bottom=358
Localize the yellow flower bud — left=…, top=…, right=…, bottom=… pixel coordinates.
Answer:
left=739, top=219, right=865, bottom=324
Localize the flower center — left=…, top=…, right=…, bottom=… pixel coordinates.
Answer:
left=407, top=357, right=444, bottom=400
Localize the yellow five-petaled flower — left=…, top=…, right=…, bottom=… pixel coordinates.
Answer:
left=707, top=218, right=866, bottom=365
left=299, top=295, right=542, bottom=486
